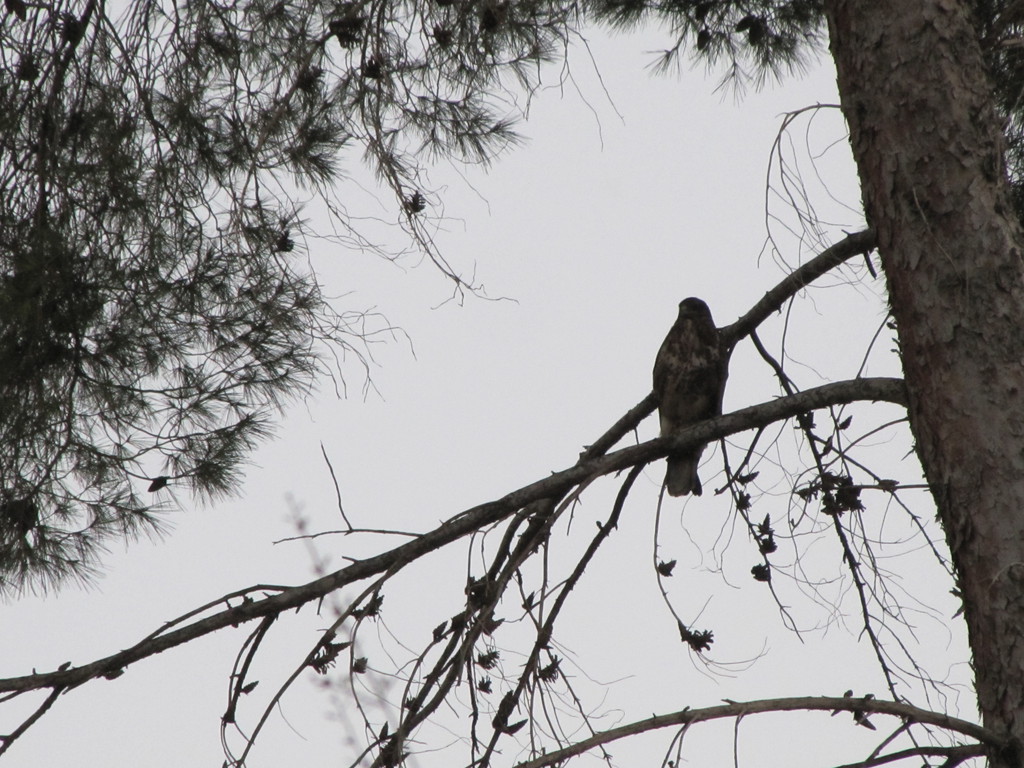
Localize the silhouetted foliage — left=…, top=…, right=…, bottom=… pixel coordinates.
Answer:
left=0, top=0, right=569, bottom=593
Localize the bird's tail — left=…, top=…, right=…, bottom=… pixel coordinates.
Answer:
left=665, top=453, right=702, bottom=497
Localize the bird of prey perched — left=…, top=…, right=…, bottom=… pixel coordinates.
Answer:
left=653, top=297, right=724, bottom=496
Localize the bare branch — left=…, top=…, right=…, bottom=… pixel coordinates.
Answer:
left=580, top=392, right=658, bottom=462
left=511, top=696, right=999, bottom=768
left=721, top=228, right=878, bottom=348
left=834, top=744, right=984, bottom=768
left=0, top=687, right=62, bottom=757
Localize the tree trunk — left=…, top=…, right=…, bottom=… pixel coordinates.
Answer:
left=824, top=0, right=1024, bottom=761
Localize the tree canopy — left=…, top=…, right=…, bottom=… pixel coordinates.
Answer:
left=5, top=0, right=1024, bottom=595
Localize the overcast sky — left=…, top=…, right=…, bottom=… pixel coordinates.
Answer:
left=1, top=24, right=972, bottom=768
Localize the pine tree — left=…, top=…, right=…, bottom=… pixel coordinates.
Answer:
left=5, top=1, right=1024, bottom=764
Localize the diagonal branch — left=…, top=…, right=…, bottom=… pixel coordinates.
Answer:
left=720, top=228, right=877, bottom=349
left=0, top=377, right=906, bottom=703
left=0, top=687, right=62, bottom=755
left=834, top=744, right=984, bottom=768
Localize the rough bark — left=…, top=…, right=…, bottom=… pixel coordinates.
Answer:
left=824, top=0, right=1024, bottom=761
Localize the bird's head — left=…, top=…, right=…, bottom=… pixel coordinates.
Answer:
left=678, top=297, right=711, bottom=320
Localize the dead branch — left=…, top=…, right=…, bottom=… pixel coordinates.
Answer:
left=510, top=696, right=999, bottom=768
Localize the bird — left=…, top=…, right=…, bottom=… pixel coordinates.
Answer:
left=653, top=297, right=725, bottom=496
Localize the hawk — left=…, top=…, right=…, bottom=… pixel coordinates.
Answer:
left=653, top=297, right=724, bottom=496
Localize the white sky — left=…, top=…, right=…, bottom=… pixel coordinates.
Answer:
left=1, top=25, right=972, bottom=768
